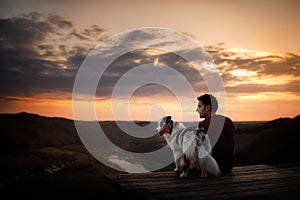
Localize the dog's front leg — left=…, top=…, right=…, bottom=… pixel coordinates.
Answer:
left=173, top=151, right=182, bottom=173
left=199, top=158, right=208, bottom=178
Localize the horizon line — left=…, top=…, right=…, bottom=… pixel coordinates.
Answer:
left=1, top=111, right=298, bottom=123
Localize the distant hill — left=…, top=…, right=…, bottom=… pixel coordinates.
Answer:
left=1, top=112, right=299, bottom=178
left=0, top=112, right=116, bottom=181
left=0, top=112, right=80, bottom=153
left=0, top=111, right=135, bottom=199
left=235, top=114, right=300, bottom=166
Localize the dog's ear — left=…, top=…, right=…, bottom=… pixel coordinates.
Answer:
left=165, top=116, right=173, bottom=126
left=166, top=116, right=172, bottom=121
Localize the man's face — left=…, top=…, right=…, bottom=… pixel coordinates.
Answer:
left=196, top=100, right=210, bottom=118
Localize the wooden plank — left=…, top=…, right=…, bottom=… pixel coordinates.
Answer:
left=106, top=164, right=300, bottom=200
left=150, top=179, right=300, bottom=200
left=111, top=165, right=299, bottom=183
left=113, top=166, right=298, bottom=183
left=108, top=166, right=299, bottom=198
left=113, top=168, right=299, bottom=189
left=136, top=175, right=300, bottom=193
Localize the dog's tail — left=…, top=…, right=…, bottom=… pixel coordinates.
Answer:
left=199, top=152, right=220, bottom=177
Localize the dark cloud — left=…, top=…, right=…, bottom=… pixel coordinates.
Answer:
left=46, top=14, right=73, bottom=29
left=72, top=28, right=217, bottom=100
left=95, top=48, right=208, bottom=98
left=121, top=29, right=160, bottom=45
left=0, top=13, right=107, bottom=99
left=1, top=14, right=54, bottom=46
left=70, top=25, right=107, bottom=41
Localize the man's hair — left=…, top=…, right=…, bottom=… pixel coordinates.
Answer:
left=197, top=94, right=218, bottom=112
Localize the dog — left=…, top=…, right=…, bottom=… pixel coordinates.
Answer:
left=156, top=116, right=220, bottom=178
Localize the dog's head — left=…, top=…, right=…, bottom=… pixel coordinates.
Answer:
left=156, top=116, right=174, bottom=136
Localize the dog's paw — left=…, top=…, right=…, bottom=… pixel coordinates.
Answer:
left=201, top=170, right=208, bottom=178
left=174, top=168, right=181, bottom=174
left=180, top=172, right=188, bottom=178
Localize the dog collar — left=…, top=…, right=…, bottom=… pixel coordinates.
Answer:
left=196, top=127, right=206, bottom=144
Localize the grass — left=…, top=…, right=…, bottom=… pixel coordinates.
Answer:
left=1, top=145, right=121, bottom=199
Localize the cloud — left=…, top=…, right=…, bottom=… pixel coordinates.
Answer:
left=69, top=25, right=107, bottom=41
left=66, top=28, right=214, bottom=99
left=205, top=44, right=300, bottom=77
left=1, top=13, right=299, bottom=105
left=204, top=44, right=300, bottom=95
left=94, top=48, right=208, bottom=98
left=0, top=12, right=75, bottom=46
left=46, top=14, right=73, bottom=29
left=260, top=53, right=300, bottom=76
left=0, top=13, right=106, bottom=98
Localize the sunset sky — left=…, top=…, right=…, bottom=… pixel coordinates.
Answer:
left=1, top=0, right=300, bottom=122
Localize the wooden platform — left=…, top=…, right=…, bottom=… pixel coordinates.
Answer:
left=106, top=164, right=300, bottom=200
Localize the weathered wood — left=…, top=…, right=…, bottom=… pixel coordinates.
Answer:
left=106, top=164, right=300, bottom=200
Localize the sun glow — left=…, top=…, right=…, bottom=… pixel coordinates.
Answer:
left=0, top=94, right=73, bottom=119
left=227, top=92, right=300, bottom=121
left=229, top=48, right=283, bottom=58
left=153, top=57, right=159, bottom=66
left=230, top=69, right=257, bottom=77
left=237, top=92, right=300, bottom=101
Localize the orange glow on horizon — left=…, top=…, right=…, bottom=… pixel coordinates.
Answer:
left=1, top=90, right=300, bottom=122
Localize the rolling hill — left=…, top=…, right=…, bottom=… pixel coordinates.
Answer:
left=0, top=112, right=299, bottom=198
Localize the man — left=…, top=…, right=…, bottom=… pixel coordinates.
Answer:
left=196, top=94, right=235, bottom=173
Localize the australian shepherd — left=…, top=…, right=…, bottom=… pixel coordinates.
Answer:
left=156, top=116, right=220, bottom=178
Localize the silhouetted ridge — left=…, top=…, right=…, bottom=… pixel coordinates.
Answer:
left=0, top=112, right=80, bottom=153
left=263, top=115, right=300, bottom=130
left=0, top=112, right=117, bottom=190
left=292, top=114, right=300, bottom=121
left=1, top=112, right=299, bottom=170
left=236, top=114, right=300, bottom=166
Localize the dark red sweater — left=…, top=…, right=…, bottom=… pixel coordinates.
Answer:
left=198, top=115, right=235, bottom=172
